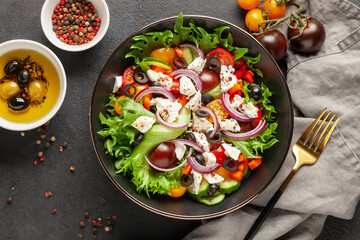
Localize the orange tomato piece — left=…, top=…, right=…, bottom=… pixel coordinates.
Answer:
left=206, top=99, right=229, bottom=123
left=150, top=47, right=176, bottom=65
left=215, top=167, right=230, bottom=180
left=114, top=95, right=127, bottom=115
left=166, top=185, right=187, bottom=198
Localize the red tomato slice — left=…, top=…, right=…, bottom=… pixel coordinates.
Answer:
left=122, top=66, right=140, bottom=86
left=251, top=104, right=262, bottom=128
left=211, top=146, right=227, bottom=166
left=206, top=48, right=234, bottom=67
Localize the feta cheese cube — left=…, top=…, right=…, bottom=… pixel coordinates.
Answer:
left=230, top=94, right=244, bottom=110
left=204, top=173, right=224, bottom=184
left=192, top=113, right=214, bottom=133
left=131, top=116, right=156, bottom=133
left=186, top=91, right=202, bottom=111
left=174, top=141, right=186, bottom=160
left=179, top=76, right=196, bottom=97
left=222, top=143, right=241, bottom=160
left=242, top=103, right=259, bottom=118
left=190, top=170, right=203, bottom=195
left=203, top=152, right=217, bottom=166
left=187, top=57, right=206, bottom=74
left=152, top=98, right=183, bottom=123
left=220, top=65, right=237, bottom=93
left=112, top=76, right=123, bottom=93
left=146, top=69, right=173, bottom=90
left=192, top=131, right=210, bottom=152
left=220, top=119, right=241, bottom=132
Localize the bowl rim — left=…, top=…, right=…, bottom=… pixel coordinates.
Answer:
left=89, top=14, right=294, bottom=220
left=0, top=39, right=67, bottom=131
left=40, top=0, right=110, bottom=52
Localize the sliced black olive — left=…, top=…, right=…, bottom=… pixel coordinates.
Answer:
left=207, top=184, right=219, bottom=196
left=184, top=132, right=196, bottom=143
left=201, top=95, right=214, bottom=105
left=206, top=57, right=221, bottom=72
left=123, top=84, right=136, bottom=98
left=133, top=71, right=149, bottom=85
left=149, top=81, right=161, bottom=87
left=5, top=60, right=20, bottom=75
left=17, top=70, right=30, bottom=85
left=194, top=153, right=205, bottom=165
left=8, top=97, right=29, bottom=111
left=195, top=109, right=209, bottom=118
left=181, top=174, right=194, bottom=187
left=131, top=134, right=143, bottom=148
left=223, top=157, right=239, bottom=172
left=206, top=130, right=222, bottom=145
left=149, top=105, right=157, bottom=113
left=173, top=57, right=188, bottom=69
left=250, top=85, right=262, bottom=101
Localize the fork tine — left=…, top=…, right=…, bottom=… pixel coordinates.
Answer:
left=306, top=110, right=332, bottom=146
left=298, top=108, right=327, bottom=144
left=310, top=113, right=336, bottom=150
left=316, top=116, right=340, bottom=153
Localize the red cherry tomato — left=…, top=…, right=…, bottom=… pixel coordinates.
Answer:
left=122, top=66, right=138, bottom=86
left=206, top=48, right=234, bottom=67
left=211, top=146, right=228, bottom=166
left=149, top=142, right=176, bottom=170
left=251, top=104, right=262, bottom=129
left=256, top=30, right=287, bottom=61
left=200, top=69, right=220, bottom=92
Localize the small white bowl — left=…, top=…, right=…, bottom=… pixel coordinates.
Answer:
left=0, top=39, right=67, bottom=131
left=41, top=0, right=110, bottom=52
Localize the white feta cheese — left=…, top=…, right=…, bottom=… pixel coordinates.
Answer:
left=220, top=65, right=237, bottom=93
left=203, top=152, right=217, bottom=166
left=192, top=113, right=214, bottom=133
left=179, top=76, right=196, bottom=97
left=192, top=131, right=210, bottom=152
left=204, top=173, right=224, bottom=184
left=187, top=57, right=206, bottom=74
left=112, top=76, right=123, bottom=93
left=131, top=116, right=156, bottom=133
left=220, top=119, right=241, bottom=133
left=186, top=91, right=202, bottom=111
left=230, top=94, right=244, bottom=110
left=146, top=69, right=173, bottom=90
left=242, top=102, right=259, bottom=118
left=174, top=141, right=186, bottom=160
left=189, top=170, right=203, bottom=195
left=222, top=143, right=241, bottom=160
left=152, top=98, right=183, bottom=123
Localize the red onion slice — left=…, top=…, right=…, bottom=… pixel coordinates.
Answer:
left=134, top=87, right=175, bottom=103
left=178, top=43, right=205, bottom=59
left=155, top=110, right=188, bottom=129
left=186, top=157, right=221, bottom=174
left=168, top=139, right=205, bottom=153
left=221, top=93, right=253, bottom=122
left=200, top=106, right=219, bottom=139
left=222, top=120, right=267, bottom=139
left=169, top=69, right=203, bottom=92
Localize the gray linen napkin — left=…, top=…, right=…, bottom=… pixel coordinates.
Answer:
left=184, top=0, right=360, bottom=239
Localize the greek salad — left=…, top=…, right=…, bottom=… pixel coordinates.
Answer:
left=98, top=13, right=278, bottom=206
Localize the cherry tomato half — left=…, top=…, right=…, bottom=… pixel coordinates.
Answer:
left=256, top=30, right=287, bottom=61
left=263, top=0, right=286, bottom=19
left=166, top=185, right=187, bottom=198
left=122, top=66, right=139, bottom=86
left=150, top=47, right=176, bottom=65
left=237, top=0, right=260, bottom=10
left=206, top=48, right=234, bottom=67
left=245, top=9, right=266, bottom=32
left=200, top=69, right=220, bottom=92
left=287, top=17, right=326, bottom=54
left=149, top=142, right=177, bottom=170
left=206, top=99, right=229, bottom=122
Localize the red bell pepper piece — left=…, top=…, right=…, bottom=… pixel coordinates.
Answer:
left=248, top=157, right=262, bottom=170
left=234, top=63, right=247, bottom=79
left=211, top=146, right=227, bottom=166
left=242, top=70, right=254, bottom=84
left=170, top=79, right=180, bottom=93
left=182, top=164, right=192, bottom=175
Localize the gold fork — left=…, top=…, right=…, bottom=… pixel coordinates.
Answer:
left=244, top=108, right=340, bottom=240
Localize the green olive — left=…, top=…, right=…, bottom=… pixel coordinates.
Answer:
left=0, top=81, right=20, bottom=99
left=28, top=80, right=46, bottom=102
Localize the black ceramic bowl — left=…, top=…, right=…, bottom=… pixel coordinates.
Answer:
left=90, top=15, right=293, bottom=220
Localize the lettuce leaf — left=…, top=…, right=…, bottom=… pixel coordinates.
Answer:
left=172, top=12, right=198, bottom=47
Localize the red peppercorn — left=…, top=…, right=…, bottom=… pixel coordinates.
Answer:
left=97, top=222, right=102, bottom=228
left=60, top=0, right=65, bottom=5
left=56, top=4, right=60, bottom=9
left=95, top=18, right=101, bottom=23
left=52, top=209, right=57, bottom=214
left=33, top=160, right=38, bottom=165
left=78, top=27, right=84, bottom=32
left=69, top=165, right=75, bottom=172
left=45, top=191, right=52, bottom=198
left=92, top=220, right=96, bottom=227
left=90, top=5, right=94, bottom=10
left=86, top=33, right=91, bottom=39
left=94, top=26, right=99, bottom=32
left=40, top=156, right=45, bottom=162
left=83, top=15, right=88, bottom=21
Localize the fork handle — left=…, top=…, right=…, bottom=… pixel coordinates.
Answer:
left=244, top=169, right=297, bottom=240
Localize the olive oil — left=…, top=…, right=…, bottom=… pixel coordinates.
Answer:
left=0, top=49, right=60, bottom=123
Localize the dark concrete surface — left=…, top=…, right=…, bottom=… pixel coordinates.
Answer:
left=0, top=0, right=359, bottom=239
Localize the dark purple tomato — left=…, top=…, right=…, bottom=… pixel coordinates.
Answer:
left=200, top=69, right=220, bottom=92
left=287, top=17, right=326, bottom=54
left=256, top=30, right=287, bottom=61
left=149, top=142, right=176, bottom=170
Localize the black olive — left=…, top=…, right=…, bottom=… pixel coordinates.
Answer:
left=207, top=184, right=219, bottom=196
left=206, top=130, right=222, bottom=145
left=250, top=85, right=262, bottom=101
left=223, top=157, right=239, bottom=172
left=149, top=105, right=157, bottom=113
left=181, top=174, right=194, bottom=187
left=5, top=60, right=20, bottom=75
left=173, top=57, right=188, bottom=69
left=206, top=57, right=221, bottom=72
left=133, top=71, right=149, bottom=85
left=201, top=95, right=214, bottom=105
left=194, top=153, right=205, bottom=165
left=131, top=134, right=143, bottom=148
left=8, top=97, right=29, bottom=111
left=195, top=109, right=209, bottom=118
left=149, top=81, right=161, bottom=87
left=123, top=84, right=137, bottom=98
left=17, top=70, right=30, bottom=85
left=184, top=132, right=196, bottom=143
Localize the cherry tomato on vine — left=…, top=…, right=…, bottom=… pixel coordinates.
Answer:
left=237, top=0, right=260, bottom=10
left=245, top=9, right=266, bottom=32
left=150, top=47, right=175, bottom=65
left=287, top=17, right=326, bottom=54
left=256, top=30, right=287, bottom=61
left=263, top=0, right=286, bottom=19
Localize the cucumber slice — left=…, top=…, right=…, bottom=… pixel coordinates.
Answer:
left=141, top=57, right=173, bottom=71
left=243, top=166, right=251, bottom=180
left=180, top=46, right=193, bottom=65
left=219, top=178, right=241, bottom=194
left=197, top=194, right=225, bottom=206
left=188, top=178, right=210, bottom=198
left=207, top=190, right=221, bottom=198
left=202, top=84, right=221, bottom=98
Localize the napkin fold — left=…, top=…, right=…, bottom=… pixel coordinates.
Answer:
left=185, top=0, right=360, bottom=239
